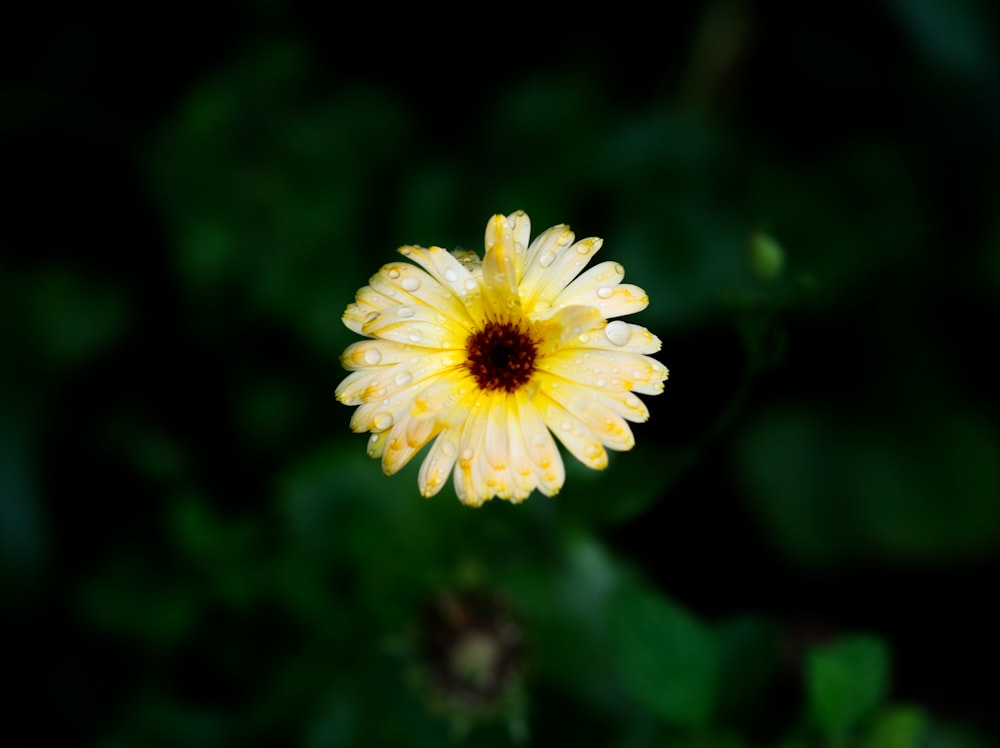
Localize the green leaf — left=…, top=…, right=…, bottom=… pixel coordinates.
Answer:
left=609, top=578, right=718, bottom=729
left=863, top=706, right=928, bottom=748
left=807, top=634, right=890, bottom=737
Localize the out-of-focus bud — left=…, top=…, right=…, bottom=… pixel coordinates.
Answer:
left=421, top=589, right=522, bottom=710
left=749, top=231, right=785, bottom=281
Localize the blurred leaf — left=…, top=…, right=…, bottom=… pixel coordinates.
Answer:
left=77, top=558, right=199, bottom=648
left=609, top=577, right=718, bottom=729
left=20, top=266, right=127, bottom=369
left=713, top=616, right=782, bottom=729
left=863, top=705, right=928, bottom=748
left=886, top=0, right=997, bottom=79
left=736, top=404, right=1000, bottom=564
left=561, top=444, right=697, bottom=525
left=150, top=42, right=411, bottom=359
left=807, top=634, right=890, bottom=738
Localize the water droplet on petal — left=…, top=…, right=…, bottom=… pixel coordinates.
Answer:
left=576, top=243, right=591, bottom=255
left=461, top=449, right=474, bottom=461
left=444, top=268, right=459, bottom=283
left=538, top=251, right=556, bottom=267
left=397, top=306, right=415, bottom=318
left=400, top=247, right=412, bottom=256
left=363, top=348, right=382, bottom=365
left=388, top=268, right=400, bottom=279
left=442, top=441, right=457, bottom=457
left=394, top=371, right=413, bottom=386
left=561, top=421, right=572, bottom=431
left=605, top=320, right=630, bottom=346
left=373, top=412, right=394, bottom=430
left=402, top=276, right=420, bottom=292
left=597, top=286, right=614, bottom=299
left=409, top=331, right=422, bottom=342
left=464, top=278, right=477, bottom=291
left=596, top=378, right=607, bottom=388
left=578, top=334, right=590, bottom=344
left=531, top=434, right=548, bottom=448
left=364, top=311, right=379, bottom=324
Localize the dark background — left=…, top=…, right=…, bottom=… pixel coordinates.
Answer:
left=3, top=1, right=999, bottom=745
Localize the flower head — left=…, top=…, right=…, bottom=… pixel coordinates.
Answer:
left=336, top=211, right=668, bottom=506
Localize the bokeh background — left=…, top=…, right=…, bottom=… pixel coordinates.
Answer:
left=4, top=1, right=1000, bottom=745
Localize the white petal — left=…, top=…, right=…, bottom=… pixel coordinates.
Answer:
left=418, top=427, right=462, bottom=497
left=397, top=245, right=485, bottom=322
left=340, top=340, right=423, bottom=371
left=361, top=305, right=469, bottom=349
left=338, top=351, right=463, bottom=406
left=369, top=261, right=478, bottom=330
left=520, top=224, right=574, bottom=304
left=522, top=236, right=603, bottom=316
left=532, top=392, right=609, bottom=470
left=540, top=347, right=667, bottom=396
left=536, top=375, right=635, bottom=452
left=454, top=392, right=490, bottom=506
left=513, top=389, right=565, bottom=496
left=381, top=414, right=440, bottom=475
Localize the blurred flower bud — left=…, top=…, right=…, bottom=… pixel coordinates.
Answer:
left=749, top=231, right=785, bottom=281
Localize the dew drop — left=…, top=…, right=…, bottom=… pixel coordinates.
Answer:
left=561, top=421, right=573, bottom=431
left=444, top=268, right=459, bottom=283
left=464, top=278, right=478, bottom=291
left=442, top=442, right=457, bottom=458
left=538, top=251, right=556, bottom=267
left=373, top=412, right=394, bottom=430
left=394, top=371, right=413, bottom=387
left=364, top=311, right=379, bottom=324
left=531, top=434, right=548, bottom=448
left=578, top=334, right=590, bottom=344
left=625, top=394, right=641, bottom=409
left=397, top=306, right=415, bottom=318
left=596, top=378, right=607, bottom=388
left=401, top=276, right=420, bottom=292
left=586, top=444, right=602, bottom=459
left=387, top=268, right=400, bottom=280
left=605, top=320, right=630, bottom=346
left=400, top=247, right=412, bottom=256
left=597, top=286, right=614, bottom=299
left=409, top=331, right=422, bottom=342
left=461, top=449, right=474, bottom=461
left=363, top=348, right=382, bottom=365
left=576, top=243, right=591, bottom=255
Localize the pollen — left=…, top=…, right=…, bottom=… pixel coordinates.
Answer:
left=464, top=322, right=538, bottom=393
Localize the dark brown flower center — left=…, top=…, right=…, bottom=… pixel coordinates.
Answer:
left=465, top=322, right=538, bottom=393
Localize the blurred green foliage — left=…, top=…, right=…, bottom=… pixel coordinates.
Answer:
left=3, top=1, right=1000, bottom=746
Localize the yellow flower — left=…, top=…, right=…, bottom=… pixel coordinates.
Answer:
left=336, top=211, right=668, bottom=506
